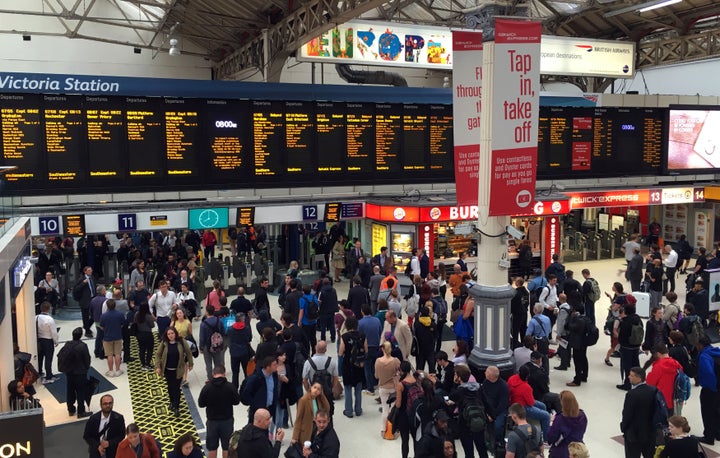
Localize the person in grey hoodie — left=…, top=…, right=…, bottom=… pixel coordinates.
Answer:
left=449, top=364, right=492, bottom=458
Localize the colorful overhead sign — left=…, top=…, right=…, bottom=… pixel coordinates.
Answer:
left=566, top=187, right=705, bottom=209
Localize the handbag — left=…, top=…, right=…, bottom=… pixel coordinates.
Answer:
left=388, top=404, right=399, bottom=425
left=186, top=335, right=199, bottom=358
left=284, top=443, right=303, bottom=458
left=129, top=322, right=138, bottom=337
left=246, top=357, right=256, bottom=375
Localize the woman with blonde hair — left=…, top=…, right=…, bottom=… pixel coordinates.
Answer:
left=375, top=341, right=401, bottom=436
left=659, top=415, right=699, bottom=457
left=546, top=390, right=588, bottom=458
left=567, top=442, right=589, bottom=458
left=171, top=307, right=194, bottom=387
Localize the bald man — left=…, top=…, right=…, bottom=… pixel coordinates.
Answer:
left=482, top=365, right=510, bottom=442
left=232, top=408, right=284, bottom=458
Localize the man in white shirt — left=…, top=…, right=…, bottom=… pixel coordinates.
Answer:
left=409, top=249, right=421, bottom=278
left=538, top=274, right=559, bottom=341
left=663, top=244, right=679, bottom=294
left=148, top=280, right=177, bottom=337
left=36, top=301, right=59, bottom=383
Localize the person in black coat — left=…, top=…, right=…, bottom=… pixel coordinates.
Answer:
left=449, top=364, right=492, bottom=458
left=83, top=394, right=126, bottom=458
left=510, top=279, right=530, bottom=349
left=234, top=408, right=284, bottom=458
left=415, top=409, right=450, bottom=458
left=565, top=305, right=590, bottom=386
left=620, top=366, right=657, bottom=458
left=521, top=352, right=562, bottom=414
left=228, top=313, right=254, bottom=389
left=241, top=356, right=280, bottom=424
left=306, top=410, right=340, bottom=458
left=73, top=265, right=96, bottom=337
left=347, top=276, right=370, bottom=317
left=357, top=257, right=373, bottom=289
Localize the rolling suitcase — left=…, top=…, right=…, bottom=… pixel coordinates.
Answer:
left=631, top=291, right=650, bottom=318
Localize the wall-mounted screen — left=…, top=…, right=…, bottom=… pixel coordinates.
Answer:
left=667, top=106, right=720, bottom=172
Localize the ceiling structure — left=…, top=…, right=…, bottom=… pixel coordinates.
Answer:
left=2, top=0, right=720, bottom=80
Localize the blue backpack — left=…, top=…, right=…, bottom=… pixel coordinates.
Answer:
left=674, top=369, right=692, bottom=403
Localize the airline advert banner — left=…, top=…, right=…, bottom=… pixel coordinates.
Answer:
left=452, top=30, right=483, bottom=207
left=489, top=19, right=542, bottom=216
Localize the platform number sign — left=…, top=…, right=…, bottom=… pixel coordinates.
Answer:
left=118, top=214, right=137, bottom=231
left=303, top=205, right=318, bottom=221
left=38, top=216, right=60, bottom=235
left=695, top=188, right=705, bottom=202
left=650, top=190, right=662, bottom=204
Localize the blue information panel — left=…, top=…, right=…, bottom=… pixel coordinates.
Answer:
left=302, top=205, right=318, bottom=221
left=38, top=216, right=60, bottom=235
left=118, top=213, right=137, bottom=231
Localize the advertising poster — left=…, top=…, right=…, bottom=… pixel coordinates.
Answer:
left=708, top=269, right=720, bottom=312
left=693, top=209, right=711, bottom=251
left=452, top=30, right=483, bottom=206
left=667, top=109, right=720, bottom=171
left=488, top=19, right=542, bottom=216
left=662, top=204, right=688, bottom=242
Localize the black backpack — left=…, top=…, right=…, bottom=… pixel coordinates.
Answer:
left=309, top=357, right=333, bottom=399
left=303, top=295, right=320, bottom=321
left=348, top=333, right=367, bottom=368
left=462, top=396, right=487, bottom=433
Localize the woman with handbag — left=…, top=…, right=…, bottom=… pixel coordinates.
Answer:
left=375, top=341, right=401, bottom=437
left=292, top=382, right=330, bottom=445
left=134, top=303, right=156, bottom=371
left=171, top=308, right=194, bottom=387
left=546, top=390, right=587, bottom=458
left=154, top=326, right=194, bottom=417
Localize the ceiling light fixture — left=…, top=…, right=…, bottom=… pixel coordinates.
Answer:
left=603, top=0, right=682, bottom=18
left=168, top=38, right=181, bottom=56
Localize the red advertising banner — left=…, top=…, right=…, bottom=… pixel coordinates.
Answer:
left=420, top=224, right=435, bottom=268
left=544, top=216, right=561, bottom=267
left=452, top=31, right=483, bottom=207
left=488, top=19, right=542, bottom=216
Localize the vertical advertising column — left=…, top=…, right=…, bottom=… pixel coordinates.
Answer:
left=488, top=19, right=542, bottom=217
left=452, top=31, right=483, bottom=207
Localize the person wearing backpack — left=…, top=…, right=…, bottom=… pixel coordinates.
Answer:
left=580, top=269, right=600, bottom=325
left=301, top=341, right=338, bottom=416
left=199, top=305, right=226, bottom=383
left=394, top=360, right=422, bottom=458
left=338, top=316, right=368, bottom=418
left=449, top=364, right=491, bottom=458
left=695, top=335, right=720, bottom=445
left=505, top=403, right=543, bottom=458
left=620, top=366, right=658, bottom=458
left=617, top=302, right=644, bottom=391
left=565, top=303, right=591, bottom=387
left=298, top=284, right=319, bottom=353
left=678, top=303, right=706, bottom=353
left=647, top=344, right=684, bottom=417
left=663, top=292, right=682, bottom=333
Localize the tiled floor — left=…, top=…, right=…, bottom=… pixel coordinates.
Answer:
left=36, top=256, right=719, bottom=457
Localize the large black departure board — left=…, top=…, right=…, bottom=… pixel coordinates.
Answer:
left=0, top=93, right=456, bottom=195
left=537, top=106, right=664, bottom=177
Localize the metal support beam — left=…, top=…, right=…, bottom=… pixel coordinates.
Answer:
left=637, top=26, right=720, bottom=69
left=215, top=0, right=388, bottom=80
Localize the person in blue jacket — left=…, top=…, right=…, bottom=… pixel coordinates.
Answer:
left=696, top=335, right=720, bottom=445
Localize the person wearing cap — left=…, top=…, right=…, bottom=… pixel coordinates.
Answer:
left=415, top=408, right=452, bottom=458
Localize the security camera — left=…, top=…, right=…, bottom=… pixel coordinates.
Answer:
left=506, top=225, right=525, bottom=240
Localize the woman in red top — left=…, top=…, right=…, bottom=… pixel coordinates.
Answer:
left=206, top=280, right=225, bottom=310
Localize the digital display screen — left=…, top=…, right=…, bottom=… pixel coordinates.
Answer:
left=63, top=214, right=86, bottom=236
left=324, top=202, right=342, bottom=222
left=252, top=100, right=284, bottom=177
left=126, top=97, right=164, bottom=179
left=237, top=207, right=255, bottom=226
left=402, top=104, right=428, bottom=171
left=44, top=94, right=84, bottom=183
left=285, top=101, right=314, bottom=174
left=667, top=106, right=720, bottom=172
left=165, top=98, right=199, bottom=181
left=1, top=93, right=44, bottom=183
left=204, top=99, right=250, bottom=181
left=188, top=207, right=229, bottom=230
left=537, top=106, right=663, bottom=177
left=315, top=102, right=345, bottom=173
left=375, top=103, right=402, bottom=173
left=345, top=103, right=374, bottom=173
left=428, top=104, right=453, bottom=171
left=85, top=96, right=126, bottom=182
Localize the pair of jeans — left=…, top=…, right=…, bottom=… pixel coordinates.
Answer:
left=459, top=430, right=489, bottom=458
left=344, top=382, right=362, bottom=416
left=156, top=316, right=171, bottom=339
left=493, top=411, right=508, bottom=442
left=317, top=314, right=335, bottom=342
left=137, top=331, right=155, bottom=367
left=66, top=373, right=87, bottom=414
left=364, top=346, right=379, bottom=391
left=202, top=348, right=226, bottom=382
left=525, top=401, right=550, bottom=440
left=37, top=338, right=55, bottom=378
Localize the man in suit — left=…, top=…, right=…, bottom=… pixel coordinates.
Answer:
left=347, top=239, right=364, bottom=279
left=357, top=256, right=372, bottom=288
left=620, top=367, right=657, bottom=458
left=83, top=394, right=126, bottom=458
left=346, top=275, right=370, bottom=318
left=73, top=265, right=96, bottom=338
left=368, top=266, right=384, bottom=314
left=372, top=246, right=392, bottom=276
left=419, top=249, right=430, bottom=279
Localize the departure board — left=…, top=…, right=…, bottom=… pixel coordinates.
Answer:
left=165, top=98, right=199, bottom=180
left=285, top=101, right=314, bottom=174
left=346, top=103, right=374, bottom=173
left=63, top=214, right=86, bottom=237
left=324, top=202, right=342, bottom=222
left=205, top=99, right=250, bottom=180
left=85, top=96, right=126, bottom=181
left=126, top=97, right=164, bottom=179
left=537, top=106, right=663, bottom=177
left=252, top=101, right=284, bottom=176
left=315, top=102, right=345, bottom=173
left=237, top=207, right=255, bottom=226
left=44, top=95, right=84, bottom=182
left=402, top=104, right=428, bottom=171
left=375, top=103, right=402, bottom=173
left=0, top=93, right=44, bottom=182
left=428, top=104, right=453, bottom=171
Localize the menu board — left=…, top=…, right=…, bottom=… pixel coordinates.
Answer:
left=252, top=101, right=284, bottom=177
left=537, top=106, right=663, bottom=177
left=403, top=104, right=428, bottom=171
left=0, top=93, right=454, bottom=194
left=44, top=94, right=84, bottom=182
left=126, top=97, right=164, bottom=179
left=315, top=102, right=345, bottom=173
left=0, top=93, right=44, bottom=182
left=429, top=104, right=452, bottom=171
left=285, top=101, right=314, bottom=174
left=662, top=204, right=688, bottom=242
left=63, top=214, right=86, bottom=236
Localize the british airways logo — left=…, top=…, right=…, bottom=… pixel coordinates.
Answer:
left=575, top=45, right=593, bottom=52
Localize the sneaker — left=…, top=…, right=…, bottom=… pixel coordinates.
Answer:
left=85, top=331, right=94, bottom=338
left=42, top=376, right=57, bottom=384
left=363, top=389, right=375, bottom=396
left=114, top=370, right=124, bottom=376
left=105, top=371, right=114, bottom=377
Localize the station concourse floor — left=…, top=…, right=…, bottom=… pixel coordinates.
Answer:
left=37, top=256, right=720, bottom=458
